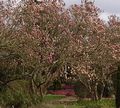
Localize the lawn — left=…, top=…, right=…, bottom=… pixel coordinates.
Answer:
left=30, top=95, right=115, bottom=108
left=43, top=94, right=65, bottom=102
left=77, top=99, right=115, bottom=108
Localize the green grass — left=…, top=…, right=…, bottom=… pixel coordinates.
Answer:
left=31, top=104, right=81, bottom=108
left=43, top=94, right=65, bottom=102
left=45, top=99, right=115, bottom=108
left=31, top=94, right=115, bottom=108
left=77, top=99, right=115, bottom=108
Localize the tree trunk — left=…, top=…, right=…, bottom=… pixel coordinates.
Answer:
left=90, top=84, right=98, bottom=101
left=94, top=84, right=98, bottom=101
left=97, top=82, right=105, bottom=100
left=39, top=86, right=43, bottom=99
left=116, top=65, right=120, bottom=108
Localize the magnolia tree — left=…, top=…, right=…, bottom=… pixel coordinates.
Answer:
left=67, top=0, right=118, bottom=100
left=0, top=0, right=120, bottom=107
left=106, top=15, right=120, bottom=108
left=0, top=0, right=71, bottom=106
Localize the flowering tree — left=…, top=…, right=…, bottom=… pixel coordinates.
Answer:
left=106, top=15, right=120, bottom=108
left=67, top=0, right=118, bottom=100
left=0, top=0, right=72, bottom=101
left=0, top=0, right=120, bottom=107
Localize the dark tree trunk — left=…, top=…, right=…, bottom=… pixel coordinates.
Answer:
left=97, top=82, right=105, bottom=100
left=94, top=85, right=99, bottom=101
left=90, top=84, right=99, bottom=101
left=116, top=65, right=120, bottom=108
left=39, top=86, right=43, bottom=99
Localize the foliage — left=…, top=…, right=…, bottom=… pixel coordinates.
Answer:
left=0, top=81, right=42, bottom=108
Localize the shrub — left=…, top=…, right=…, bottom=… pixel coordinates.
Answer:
left=0, top=90, right=31, bottom=108
left=74, top=80, right=89, bottom=99
left=0, top=81, right=42, bottom=108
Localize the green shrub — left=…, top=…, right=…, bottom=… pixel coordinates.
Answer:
left=0, top=81, right=42, bottom=108
left=74, top=81, right=89, bottom=99
left=0, top=90, right=31, bottom=108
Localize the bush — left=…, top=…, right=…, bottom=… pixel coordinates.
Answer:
left=0, top=81, right=42, bottom=108
left=48, top=80, right=62, bottom=91
left=0, top=90, right=31, bottom=108
left=74, top=80, right=89, bottom=99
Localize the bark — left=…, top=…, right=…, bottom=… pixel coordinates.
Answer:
left=89, top=80, right=99, bottom=101
left=30, top=79, right=36, bottom=94
left=95, top=85, right=99, bottom=100
left=97, top=82, right=105, bottom=100
left=115, top=65, right=120, bottom=108
left=90, top=85, right=98, bottom=101
left=39, top=86, right=43, bottom=99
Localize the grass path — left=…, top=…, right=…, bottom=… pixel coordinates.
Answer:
left=30, top=95, right=115, bottom=108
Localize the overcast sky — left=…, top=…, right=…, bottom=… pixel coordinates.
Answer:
left=64, top=0, right=120, bottom=21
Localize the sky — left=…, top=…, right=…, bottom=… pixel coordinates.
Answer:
left=64, top=0, right=120, bottom=21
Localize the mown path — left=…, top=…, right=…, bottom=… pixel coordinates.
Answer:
left=50, top=96, right=78, bottom=104
left=30, top=96, right=78, bottom=108
left=30, top=96, right=115, bottom=108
